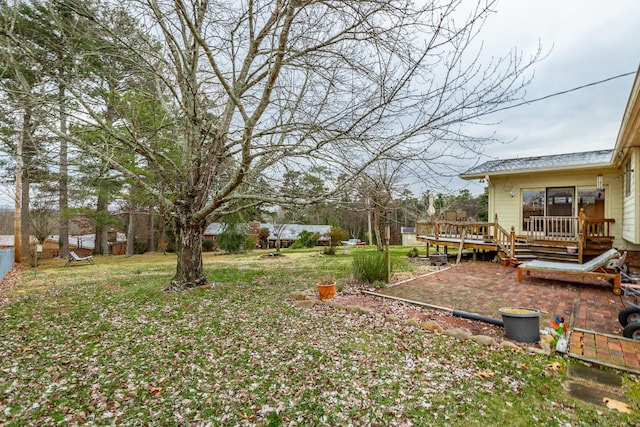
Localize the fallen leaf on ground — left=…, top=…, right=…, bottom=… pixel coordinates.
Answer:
left=148, top=387, right=163, bottom=396
left=545, top=362, right=561, bottom=371
left=475, top=370, right=494, bottom=379
left=603, top=397, right=631, bottom=414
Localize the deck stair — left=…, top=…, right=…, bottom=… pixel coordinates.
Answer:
left=514, top=242, right=581, bottom=263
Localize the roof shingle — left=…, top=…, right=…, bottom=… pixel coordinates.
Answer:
left=461, top=149, right=613, bottom=178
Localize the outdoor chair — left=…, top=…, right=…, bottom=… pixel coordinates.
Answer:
left=64, top=251, right=95, bottom=267
left=517, top=248, right=622, bottom=294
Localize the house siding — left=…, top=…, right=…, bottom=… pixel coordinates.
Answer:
left=402, top=233, right=420, bottom=245
left=622, top=149, right=635, bottom=243
left=622, top=147, right=640, bottom=247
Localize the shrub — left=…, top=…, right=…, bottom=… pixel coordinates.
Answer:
left=202, top=239, right=215, bottom=251
left=289, top=240, right=304, bottom=249
left=408, top=247, right=419, bottom=258
left=323, top=246, right=336, bottom=256
left=217, top=224, right=248, bottom=253
left=298, top=230, right=319, bottom=248
left=134, top=242, right=147, bottom=254
left=244, top=236, right=256, bottom=252
left=352, top=251, right=389, bottom=284
left=328, top=226, right=348, bottom=247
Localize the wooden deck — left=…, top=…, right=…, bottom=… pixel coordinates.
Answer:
left=417, top=212, right=614, bottom=263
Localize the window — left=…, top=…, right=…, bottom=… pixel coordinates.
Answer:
left=522, top=190, right=545, bottom=230
left=546, top=187, right=574, bottom=217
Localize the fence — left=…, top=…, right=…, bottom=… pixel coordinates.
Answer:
left=0, top=248, right=14, bottom=281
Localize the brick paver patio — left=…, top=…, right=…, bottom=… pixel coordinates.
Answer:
left=382, top=261, right=640, bottom=373
left=569, top=329, right=640, bottom=374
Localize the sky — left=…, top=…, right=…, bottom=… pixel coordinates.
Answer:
left=440, top=0, right=640, bottom=196
left=2, top=1, right=639, bottom=207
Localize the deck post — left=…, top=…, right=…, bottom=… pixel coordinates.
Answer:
left=435, top=218, right=440, bottom=253
left=509, top=226, right=515, bottom=259
left=578, top=208, right=585, bottom=264
left=493, top=214, right=499, bottom=243
left=456, top=227, right=466, bottom=264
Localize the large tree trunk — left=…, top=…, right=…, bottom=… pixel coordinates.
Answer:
left=19, top=106, right=32, bottom=263
left=20, top=172, right=30, bottom=263
left=125, top=209, right=135, bottom=257
left=58, top=84, right=69, bottom=258
left=166, top=211, right=207, bottom=291
left=373, top=210, right=383, bottom=251
left=94, top=191, right=108, bottom=255
left=147, top=205, right=155, bottom=253
left=13, top=112, right=24, bottom=263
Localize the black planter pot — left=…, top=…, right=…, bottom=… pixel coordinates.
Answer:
left=499, top=307, right=541, bottom=342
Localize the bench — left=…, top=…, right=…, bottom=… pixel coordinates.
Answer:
left=517, top=248, right=621, bottom=294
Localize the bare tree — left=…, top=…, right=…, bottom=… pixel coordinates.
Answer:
left=29, top=199, right=56, bottom=244
left=1, top=0, right=539, bottom=290
left=358, top=161, right=404, bottom=250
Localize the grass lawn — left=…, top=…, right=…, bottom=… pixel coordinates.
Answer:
left=1, top=246, right=638, bottom=425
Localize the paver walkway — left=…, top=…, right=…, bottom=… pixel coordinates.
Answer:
left=382, top=261, right=640, bottom=373
left=569, top=329, right=640, bottom=374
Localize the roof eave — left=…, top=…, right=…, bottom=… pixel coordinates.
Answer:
left=613, top=64, right=640, bottom=166
left=460, top=161, right=616, bottom=180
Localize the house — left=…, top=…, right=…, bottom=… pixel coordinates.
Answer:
left=204, top=222, right=331, bottom=249
left=455, top=65, right=640, bottom=267
left=262, top=224, right=331, bottom=248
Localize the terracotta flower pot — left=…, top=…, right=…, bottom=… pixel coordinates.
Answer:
left=317, top=281, right=337, bottom=301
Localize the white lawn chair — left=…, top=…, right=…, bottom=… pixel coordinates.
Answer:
left=64, top=251, right=95, bottom=267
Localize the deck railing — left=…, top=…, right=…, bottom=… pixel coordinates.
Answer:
left=524, top=211, right=614, bottom=243
left=416, top=220, right=492, bottom=242
left=524, top=216, right=578, bottom=242
left=583, top=217, right=615, bottom=240
left=416, top=214, right=516, bottom=258
left=494, top=223, right=515, bottom=258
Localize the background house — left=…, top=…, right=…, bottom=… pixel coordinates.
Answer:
left=204, top=222, right=331, bottom=249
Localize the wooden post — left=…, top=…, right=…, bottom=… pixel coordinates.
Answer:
left=493, top=214, right=499, bottom=243
left=578, top=208, right=585, bottom=264
left=385, top=225, right=391, bottom=283
left=509, top=226, right=516, bottom=259
left=456, top=227, right=466, bottom=264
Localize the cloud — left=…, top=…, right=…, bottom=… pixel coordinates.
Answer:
left=423, top=0, right=640, bottom=196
